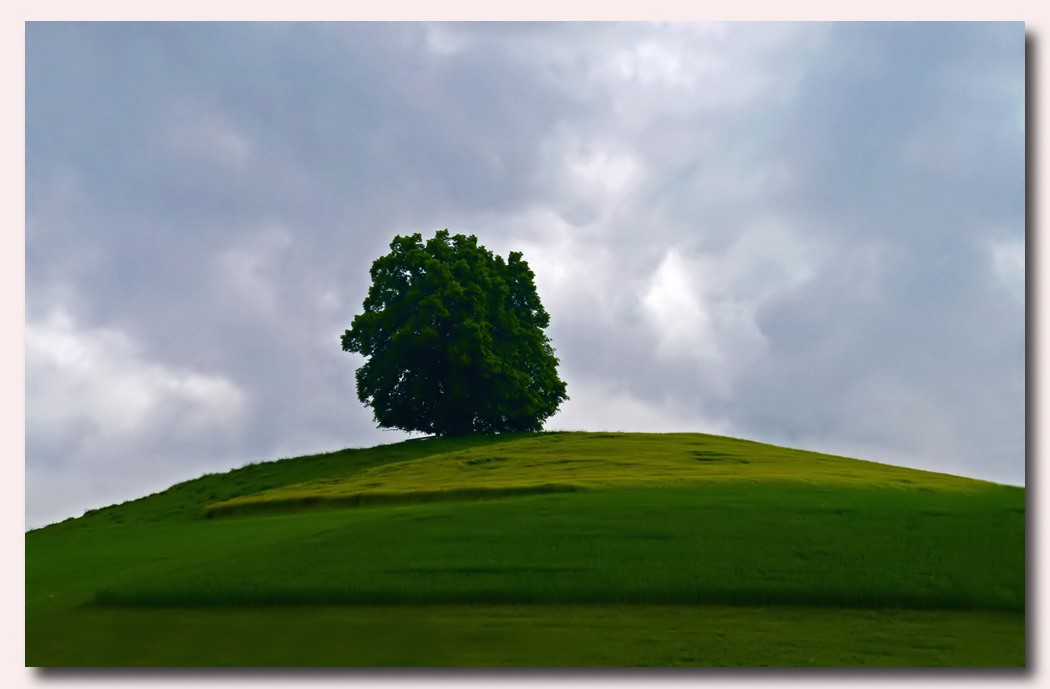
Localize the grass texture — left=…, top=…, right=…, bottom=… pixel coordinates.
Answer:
left=26, top=431, right=1025, bottom=666
left=201, top=432, right=990, bottom=518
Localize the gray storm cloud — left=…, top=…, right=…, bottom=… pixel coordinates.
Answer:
left=25, top=21, right=1025, bottom=528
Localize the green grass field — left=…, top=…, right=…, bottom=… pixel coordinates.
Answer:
left=25, top=432, right=1026, bottom=667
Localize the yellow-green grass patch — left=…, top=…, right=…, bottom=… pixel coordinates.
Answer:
left=204, top=432, right=993, bottom=518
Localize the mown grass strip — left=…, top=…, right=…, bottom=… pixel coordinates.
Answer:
left=40, top=433, right=534, bottom=529
left=203, top=483, right=584, bottom=518
left=91, top=580, right=1016, bottom=612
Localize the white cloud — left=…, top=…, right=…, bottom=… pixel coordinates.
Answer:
left=212, top=225, right=295, bottom=318
left=590, top=23, right=824, bottom=122
left=567, top=142, right=642, bottom=198
left=637, top=223, right=819, bottom=391
left=614, top=40, right=703, bottom=90
left=641, top=248, right=715, bottom=359
left=988, top=237, right=1025, bottom=306
left=25, top=309, right=248, bottom=526
left=486, top=206, right=620, bottom=321
left=423, top=23, right=470, bottom=56
left=547, top=376, right=734, bottom=437
left=26, top=309, right=247, bottom=445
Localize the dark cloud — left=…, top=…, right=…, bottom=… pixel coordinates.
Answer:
left=25, top=22, right=1024, bottom=527
left=780, top=22, right=1024, bottom=238
left=727, top=22, right=1025, bottom=481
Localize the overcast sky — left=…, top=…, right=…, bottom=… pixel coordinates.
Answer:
left=25, top=21, right=1025, bottom=529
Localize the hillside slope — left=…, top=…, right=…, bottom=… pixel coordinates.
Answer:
left=40, top=431, right=1010, bottom=528
left=26, top=431, right=1025, bottom=666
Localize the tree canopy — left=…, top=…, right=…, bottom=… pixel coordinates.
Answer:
left=341, top=230, right=568, bottom=436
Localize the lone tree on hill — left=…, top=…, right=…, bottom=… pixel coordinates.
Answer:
left=341, top=230, right=568, bottom=436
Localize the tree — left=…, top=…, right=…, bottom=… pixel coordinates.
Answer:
left=341, top=230, right=568, bottom=436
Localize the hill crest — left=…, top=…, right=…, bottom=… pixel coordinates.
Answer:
left=42, top=431, right=1013, bottom=531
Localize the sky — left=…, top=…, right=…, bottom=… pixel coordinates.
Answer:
left=24, top=21, right=1026, bottom=529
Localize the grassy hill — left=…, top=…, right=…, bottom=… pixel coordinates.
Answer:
left=25, top=431, right=1025, bottom=667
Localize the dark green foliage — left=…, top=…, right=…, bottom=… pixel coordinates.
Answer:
left=341, top=230, right=568, bottom=436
